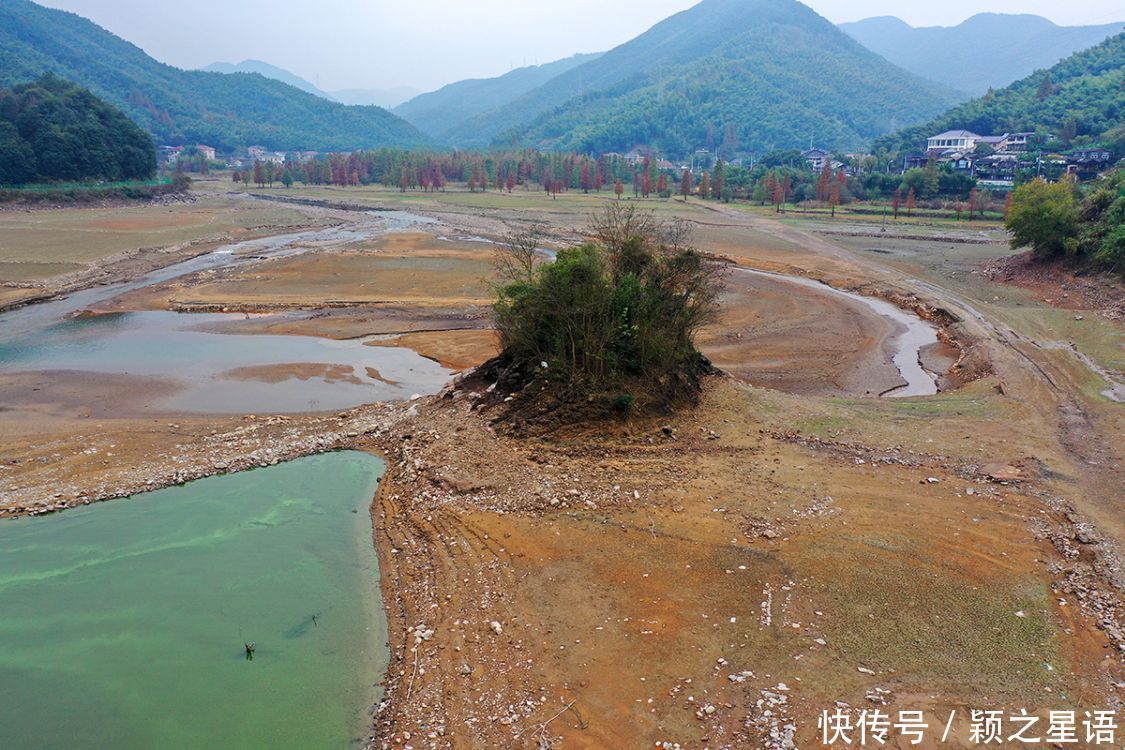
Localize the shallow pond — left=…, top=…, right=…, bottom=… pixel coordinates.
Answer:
left=0, top=213, right=452, bottom=413
left=0, top=451, right=388, bottom=749
left=0, top=310, right=449, bottom=413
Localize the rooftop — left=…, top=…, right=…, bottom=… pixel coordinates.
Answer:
left=930, top=130, right=981, bottom=139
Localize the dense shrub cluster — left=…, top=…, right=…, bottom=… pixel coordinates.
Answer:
left=1005, top=167, right=1125, bottom=273
left=490, top=205, right=722, bottom=420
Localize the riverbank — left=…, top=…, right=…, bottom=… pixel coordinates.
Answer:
left=1, top=186, right=1120, bottom=749
left=3, top=370, right=1120, bottom=748
left=361, top=374, right=1122, bottom=749
left=0, top=195, right=345, bottom=313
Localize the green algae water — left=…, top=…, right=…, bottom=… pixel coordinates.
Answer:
left=0, top=452, right=388, bottom=749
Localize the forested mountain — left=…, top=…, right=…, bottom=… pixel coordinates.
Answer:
left=202, top=60, right=337, bottom=101
left=475, top=0, right=963, bottom=156
left=0, top=74, right=155, bottom=184
left=874, top=32, right=1125, bottom=158
left=840, top=14, right=1124, bottom=95
left=0, top=0, right=427, bottom=152
left=394, top=53, right=602, bottom=140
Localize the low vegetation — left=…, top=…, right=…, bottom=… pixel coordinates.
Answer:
left=1005, top=167, right=1124, bottom=272
left=485, top=205, right=723, bottom=424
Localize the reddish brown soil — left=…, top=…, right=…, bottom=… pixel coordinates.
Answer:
left=984, top=252, right=1125, bottom=320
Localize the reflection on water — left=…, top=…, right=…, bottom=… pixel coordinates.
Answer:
left=0, top=211, right=452, bottom=413
left=0, top=452, right=388, bottom=750
left=0, top=309, right=449, bottom=413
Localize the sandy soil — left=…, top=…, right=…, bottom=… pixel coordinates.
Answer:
left=700, top=271, right=902, bottom=397
left=0, top=196, right=342, bottom=313
left=1, top=188, right=1121, bottom=750
left=358, top=375, right=1121, bottom=749
left=221, top=362, right=367, bottom=385
left=97, top=232, right=495, bottom=313
left=85, top=211, right=932, bottom=399
left=368, top=330, right=501, bottom=372
left=0, top=370, right=184, bottom=420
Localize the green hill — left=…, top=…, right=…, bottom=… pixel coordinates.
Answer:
left=447, top=0, right=963, bottom=156
left=394, top=53, right=602, bottom=141
left=840, top=14, right=1123, bottom=96
left=0, top=0, right=427, bottom=152
left=202, top=60, right=337, bottom=102
left=0, top=73, right=155, bottom=184
left=874, top=32, right=1125, bottom=157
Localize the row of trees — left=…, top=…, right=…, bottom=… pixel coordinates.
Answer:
left=234, top=146, right=997, bottom=208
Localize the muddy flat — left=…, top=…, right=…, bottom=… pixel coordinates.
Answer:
left=0, top=187, right=1120, bottom=750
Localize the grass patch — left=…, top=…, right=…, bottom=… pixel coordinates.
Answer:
left=813, top=553, right=1055, bottom=697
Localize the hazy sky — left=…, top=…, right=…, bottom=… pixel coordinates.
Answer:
left=36, top=0, right=1125, bottom=93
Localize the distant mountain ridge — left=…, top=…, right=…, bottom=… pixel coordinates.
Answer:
left=202, top=60, right=337, bottom=101
left=840, top=13, right=1124, bottom=95
left=393, top=53, right=602, bottom=140
left=332, top=87, right=420, bottom=109
left=0, top=0, right=427, bottom=151
left=458, top=0, right=963, bottom=156
left=874, top=32, right=1125, bottom=156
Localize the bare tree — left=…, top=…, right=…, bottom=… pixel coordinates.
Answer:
left=494, top=221, right=548, bottom=284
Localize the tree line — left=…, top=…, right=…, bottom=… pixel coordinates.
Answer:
left=230, top=146, right=994, bottom=208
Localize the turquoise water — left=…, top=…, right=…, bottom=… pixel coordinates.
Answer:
left=0, top=452, right=389, bottom=749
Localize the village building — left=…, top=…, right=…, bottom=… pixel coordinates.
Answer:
left=1067, top=148, right=1113, bottom=180
left=801, top=147, right=831, bottom=171
left=926, top=130, right=982, bottom=151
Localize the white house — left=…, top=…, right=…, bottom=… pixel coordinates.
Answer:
left=927, top=130, right=982, bottom=151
